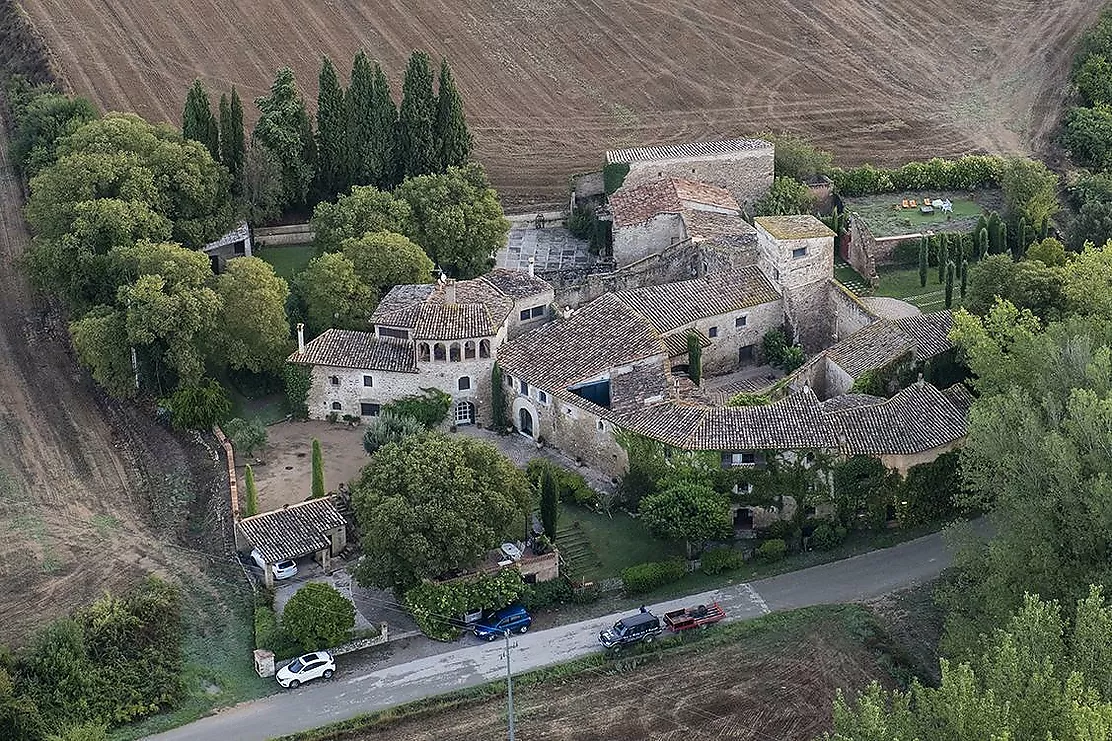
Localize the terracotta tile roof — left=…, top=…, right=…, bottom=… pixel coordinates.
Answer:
left=830, top=382, right=968, bottom=455
left=288, top=329, right=416, bottom=372
left=614, top=266, right=780, bottom=334
left=371, top=277, right=516, bottom=339
left=606, top=138, right=772, bottom=164
left=481, top=269, right=552, bottom=299
left=237, top=497, right=347, bottom=563
left=754, top=215, right=836, bottom=240
left=682, top=210, right=757, bottom=241
left=942, top=382, right=975, bottom=412
left=609, top=177, right=739, bottom=228
left=819, top=394, right=885, bottom=412
left=895, top=311, right=954, bottom=358
left=662, top=329, right=710, bottom=358
left=609, top=359, right=671, bottom=415
left=825, top=311, right=954, bottom=379
left=497, top=293, right=665, bottom=391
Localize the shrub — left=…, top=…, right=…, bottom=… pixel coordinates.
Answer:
left=699, top=547, right=746, bottom=575
left=602, top=162, right=630, bottom=194
left=404, top=570, right=525, bottom=641
left=362, top=411, right=424, bottom=455
left=810, top=523, right=846, bottom=551
left=566, top=205, right=595, bottom=240
left=282, top=364, right=311, bottom=420
left=525, top=459, right=599, bottom=508
left=282, top=583, right=355, bottom=652
left=382, top=388, right=452, bottom=429
left=519, top=578, right=574, bottom=610
left=621, top=559, right=687, bottom=595
left=755, top=539, right=787, bottom=562
left=253, top=603, right=279, bottom=650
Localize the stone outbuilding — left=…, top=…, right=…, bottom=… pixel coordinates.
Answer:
left=203, top=221, right=252, bottom=273
left=235, top=497, right=348, bottom=587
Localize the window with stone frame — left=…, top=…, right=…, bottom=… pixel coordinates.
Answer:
left=464, top=340, right=476, bottom=359
left=362, top=375, right=373, bottom=387
left=520, top=379, right=529, bottom=395
left=519, top=305, right=545, bottom=321
left=418, top=343, right=431, bottom=361
left=537, top=389, right=547, bottom=403
left=792, top=247, right=808, bottom=259
left=360, top=403, right=380, bottom=416
left=331, top=401, right=342, bottom=411
left=735, top=314, right=748, bottom=328
left=709, top=326, right=718, bottom=338
left=434, top=343, right=446, bottom=361
left=329, top=375, right=340, bottom=386
left=458, top=376, right=471, bottom=391
left=479, top=339, right=491, bottom=358
left=739, top=345, right=755, bottom=362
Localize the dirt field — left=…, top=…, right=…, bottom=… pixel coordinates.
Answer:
left=0, top=105, right=235, bottom=645
left=312, top=607, right=894, bottom=741
left=241, top=421, right=368, bottom=512
left=16, top=1, right=1102, bottom=208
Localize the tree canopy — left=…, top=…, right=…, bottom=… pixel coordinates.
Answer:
left=398, top=51, right=437, bottom=178
left=11, top=91, right=97, bottom=178
left=254, top=67, right=315, bottom=211
left=314, top=57, right=349, bottom=201
left=638, top=478, right=732, bottom=553
left=1001, top=156, right=1060, bottom=229
left=294, top=252, right=375, bottom=337
left=341, top=231, right=433, bottom=298
left=181, top=80, right=219, bottom=161
left=213, top=256, right=291, bottom=372
left=351, top=433, right=533, bottom=591
left=434, top=58, right=471, bottom=170
left=310, top=184, right=413, bottom=254
left=282, top=583, right=355, bottom=652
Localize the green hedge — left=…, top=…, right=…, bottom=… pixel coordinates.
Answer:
left=699, top=547, right=746, bottom=575
left=403, top=569, right=525, bottom=641
left=831, top=155, right=1006, bottom=197
left=810, top=523, right=847, bottom=551
left=755, top=539, right=787, bottom=562
left=621, top=559, right=687, bottom=595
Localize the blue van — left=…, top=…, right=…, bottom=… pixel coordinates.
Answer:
left=474, top=605, right=532, bottom=641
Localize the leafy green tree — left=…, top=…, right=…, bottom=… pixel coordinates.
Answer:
left=243, top=464, right=259, bottom=516
left=254, top=67, right=315, bottom=211
left=281, top=583, right=354, bottom=652
left=362, top=411, right=424, bottom=455
left=1026, top=236, right=1068, bottom=266
left=433, top=58, right=471, bottom=170
left=0, top=668, right=44, bottom=741
left=986, top=211, right=1004, bottom=254
left=213, top=257, right=290, bottom=372
left=240, top=140, right=283, bottom=225
left=160, top=378, right=231, bottom=429
left=26, top=113, right=233, bottom=250
left=394, top=163, right=509, bottom=278
left=346, top=51, right=378, bottom=187
left=1063, top=104, right=1112, bottom=170
left=47, top=723, right=108, bottom=741
left=752, top=176, right=814, bottom=216
left=370, top=62, right=400, bottom=188
left=686, top=331, right=702, bottom=384
left=181, top=80, right=219, bottom=160
left=1062, top=240, right=1112, bottom=320
left=539, top=467, right=558, bottom=542
left=16, top=620, right=94, bottom=729
left=310, top=184, right=413, bottom=254
left=760, top=131, right=832, bottom=181
left=311, top=438, right=326, bottom=498
left=1076, top=54, right=1112, bottom=107
left=918, top=236, right=928, bottom=287
left=314, top=57, right=349, bottom=201
left=639, top=478, right=732, bottom=555
left=294, top=252, right=374, bottom=337
left=224, top=417, right=268, bottom=457
left=11, top=92, right=97, bottom=178
left=351, top=433, right=533, bottom=590
left=964, top=253, right=1067, bottom=320
left=1002, top=156, right=1060, bottom=230
left=341, top=232, right=433, bottom=298
left=219, top=88, right=246, bottom=194
left=69, top=308, right=134, bottom=398
left=398, top=51, right=437, bottom=177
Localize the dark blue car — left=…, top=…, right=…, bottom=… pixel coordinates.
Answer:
left=474, top=605, right=532, bottom=641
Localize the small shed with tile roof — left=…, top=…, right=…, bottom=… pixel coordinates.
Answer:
left=235, top=497, right=348, bottom=587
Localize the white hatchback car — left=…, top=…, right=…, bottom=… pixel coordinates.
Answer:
left=276, top=651, right=336, bottom=688
left=250, top=549, right=298, bottom=580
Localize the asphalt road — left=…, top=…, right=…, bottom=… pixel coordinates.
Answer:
left=146, top=528, right=954, bottom=741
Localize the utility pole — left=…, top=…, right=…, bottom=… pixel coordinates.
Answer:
left=501, top=629, right=517, bottom=741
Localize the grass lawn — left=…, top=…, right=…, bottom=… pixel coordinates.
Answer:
left=555, top=503, right=684, bottom=582
left=258, top=243, right=315, bottom=280
left=835, top=262, right=955, bottom=313
left=842, top=190, right=1001, bottom=238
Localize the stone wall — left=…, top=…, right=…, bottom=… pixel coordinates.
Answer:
left=666, top=298, right=784, bottom=375
left=571, top=171, right=605, bottom=200
left=783, top=280, right=836, bottom=355
left=506, top=288, right=556, bottom=340
left=880, top=439, right=963, bottom=476
left=845, top=214, right=879, bottom=285
left=756, top=228, right=834, bottom=294
left=829, top=281, right=876, bottom=343
left=613, top=213, right=685, bottom=267
left=621, top=147, right=775, bottom=211
left=550, top=237, right=701, bottom=308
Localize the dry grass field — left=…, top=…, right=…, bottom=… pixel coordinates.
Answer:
left=18, top=0, right=1103, bottom=208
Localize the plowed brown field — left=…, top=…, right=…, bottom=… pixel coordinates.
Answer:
left=18, top=0, right=1102, bottom=208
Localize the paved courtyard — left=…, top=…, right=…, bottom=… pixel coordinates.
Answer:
left=496, top=225, right=592, bottom=273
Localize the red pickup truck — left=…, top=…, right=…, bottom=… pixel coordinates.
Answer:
left=662, top=602, right=726, bottom=632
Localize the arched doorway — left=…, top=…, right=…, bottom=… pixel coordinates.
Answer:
left=454, top=399, right=475, bottom=426
left=518, top=407, right=534, bottom=437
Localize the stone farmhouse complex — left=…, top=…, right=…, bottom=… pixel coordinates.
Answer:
left=290, top=137, right=969, bottom=497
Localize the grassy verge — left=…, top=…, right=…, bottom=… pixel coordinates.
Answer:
left=258, top=243, right=315, bottom=280
left=274, top=603, right=915, bottom=741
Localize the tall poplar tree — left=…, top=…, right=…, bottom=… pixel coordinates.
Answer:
left=315, top=56, right=349, bottom=202
left=944, top=261, right=955, bottom=308
left=182, top=80, right=219, bottom=160
left=434, top=58, right=471, bottom=170
left=937, top=234, right=948, bottom=284
left=918, top=236, right=928, bottom=287
left=254, top=67, right=316, bottom=211
left=219, top=87, right=246, bottom=195
left=311, top=438, right=326, bottom=499
left=347, top=51, right=377, bottom=187
left=371, top=62, right=400, bottom=188
left=399, top=51, right=437, bottom=178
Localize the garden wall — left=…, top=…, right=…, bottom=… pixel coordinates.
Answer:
left=845, top=214, right=879, bottom=284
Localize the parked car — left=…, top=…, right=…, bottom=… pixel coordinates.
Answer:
left=276, top=651, right=335, bottom=688
left=598, top=610, right=663, bottom=650
left=475, top=605, right=532, bottom=641
left=250, top=549, right=298, bottom=580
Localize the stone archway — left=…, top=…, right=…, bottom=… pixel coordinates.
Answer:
left=518, top=407, right=534, bottom=437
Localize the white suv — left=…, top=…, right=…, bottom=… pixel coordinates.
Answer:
left=250, top=549, right=298, bottom=580
left=276, top=651, right=336, bottom=688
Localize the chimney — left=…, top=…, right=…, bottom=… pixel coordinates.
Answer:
left=445, top=279, right=457, bottom=305
left=296, top=322, right=305, bottom=354
left=528, top=256, right=536, bottom=277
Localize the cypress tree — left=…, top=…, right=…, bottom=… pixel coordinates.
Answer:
left=1017, top=216, right=1028, bottom=249
left=311, top=438, right=326, bottom=499
left=434, top=58, right=471, bottom=170
left=315, top=56, right=349, bottom=201
left=960, top=258, right=969, bottom=298
left=687, top=332, right=702, bottom=385
left=937, top=234, right=948, bottom=284
left=347, top=51, right=377, bottom=187
left=944, top=261, right=955, bottom=308
left=254, top=67, right=316, bottom=211
left=999, top=222, right=1008, bottom=258
left=370, top=62, right=400, bottom=188
left=987, top=211, right=1002, bottom=253
left=491, top=363, right=506, bottom=431
left=399, top=51, right=437, bottom=178
left=1038, top=214, right=1049, bottom=240
left=540, top=468, right=558, bottom=542
left=978, top=227, right=989, bottom=259
left=243, top=464, right=259, bottom=517
left=182, top=79, right=220, bottom=160
left=220, top=87, right=246, bottom=194
left=918, top=236, right=928, bottom=287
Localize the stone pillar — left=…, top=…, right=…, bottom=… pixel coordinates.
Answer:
left=254, top=649, right=275, bottom=678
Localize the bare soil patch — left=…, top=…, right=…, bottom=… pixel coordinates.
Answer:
left=302, top=607, right=898, bottom=741
left=16, top=1, right=1102, bottom=209
left=243, top=421, right=367, bottom=512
